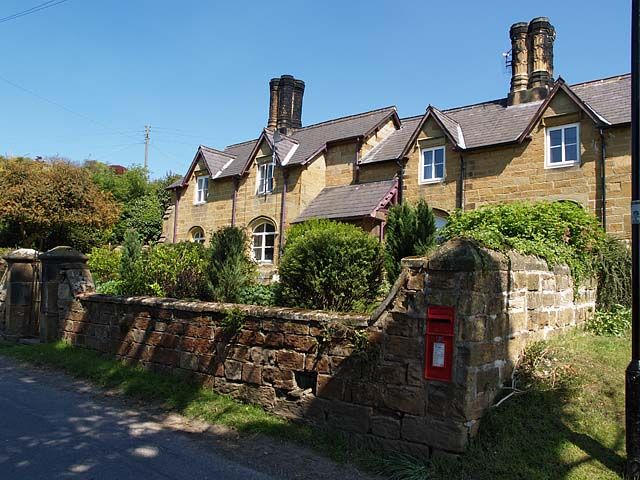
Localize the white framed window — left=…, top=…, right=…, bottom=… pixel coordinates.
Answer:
left=420, top=147, right=445, bottom=184
left=195, top=176, right=209, bottom=204
left=189, top=227, right=205, bottom=244
left=252, top=222, right=276, bottom=263
left=545, top=123, right=580, bottom=168
left=257, top=162, right=275, bottom=195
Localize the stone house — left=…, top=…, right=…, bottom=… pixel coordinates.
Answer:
left=162, top=17, right=631, bottom=278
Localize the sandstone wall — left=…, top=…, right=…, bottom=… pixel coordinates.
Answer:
left=55, top=240, right=595, bottom=455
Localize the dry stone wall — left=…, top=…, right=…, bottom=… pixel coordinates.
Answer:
left=53, top=239, right=595, bottom=456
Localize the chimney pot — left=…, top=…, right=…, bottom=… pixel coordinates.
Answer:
left=267, top=75, right=305, bottom=133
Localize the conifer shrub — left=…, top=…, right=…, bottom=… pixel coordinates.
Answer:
left=384, top=199, right=437, bottom=281
left=119, top=230, right=146, bottom=295
left=595, top=235, right=632, bottom=311
left=278, top=219, right=383, bottom=312
left=207, top=226, right=256, bottom=303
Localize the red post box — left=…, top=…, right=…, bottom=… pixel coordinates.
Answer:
left=424, top=305, right=455, bottom=382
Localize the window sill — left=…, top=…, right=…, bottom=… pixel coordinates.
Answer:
left=419, top=178, right=445, bottom=185
left=193, top=201, right=206, bottom=206
left=544, top=161, right=580, bottom=170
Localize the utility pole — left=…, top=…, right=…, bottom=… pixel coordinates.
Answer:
left=144, top=125, right=150, bottom=170
left=627, top=1, right=640, bottom=478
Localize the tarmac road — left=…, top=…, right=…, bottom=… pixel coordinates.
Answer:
left=0, top=356, right=276, bottom=480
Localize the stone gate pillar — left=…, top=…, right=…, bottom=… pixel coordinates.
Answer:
left=1, top=249, right=40, bottom=340
left=39, top=247, right=94, bottom=342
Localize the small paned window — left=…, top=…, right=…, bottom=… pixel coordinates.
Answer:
left=190, top=227, right=205, bottom=244
left=195, top=176, right=209, bottom=204
left=546, top=124, right=580, bottom=167
left=420, top=147, right=445, bottom=183
left=257, top=162, right=275, bottom=195
left=252, top=222, right=276, bottom=263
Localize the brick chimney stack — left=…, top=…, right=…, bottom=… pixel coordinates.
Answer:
left=267, top=75, right=305, bottom=132
left=508, top=17, right=556, bottom=106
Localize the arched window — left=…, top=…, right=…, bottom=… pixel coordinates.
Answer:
left=252, top=221, right=276, bottom=263
left=189, top=227, right=205, bottom=244
left=432, top=209, right=449, bottom=230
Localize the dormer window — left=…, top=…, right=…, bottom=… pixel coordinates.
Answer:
left=420, top=147, right=445, bottom=184
left=545, top=123, right=580, bottom=168
left=257, top=161, right=275, bottom=195
left=195, top=176, right=209, bottom=204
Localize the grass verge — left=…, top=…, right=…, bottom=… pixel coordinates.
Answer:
left=0, top=340, right=353, bottom=463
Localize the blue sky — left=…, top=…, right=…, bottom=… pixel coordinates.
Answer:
left=0, top=0, right=631, bottom=178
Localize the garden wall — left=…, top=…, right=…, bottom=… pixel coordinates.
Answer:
left=44, top=240, right=596, bottom=455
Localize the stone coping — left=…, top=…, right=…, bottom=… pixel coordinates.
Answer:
left=77, top=293, right=370, bottom=326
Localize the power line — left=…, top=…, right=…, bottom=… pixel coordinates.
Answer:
left=0, top=72, right=138, bottom=141
left=0, top=0, right=71, bottom=24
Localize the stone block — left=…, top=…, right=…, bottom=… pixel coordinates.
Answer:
left=377, top=364, right=408, bottom=385
left=179, top=352, right=200, bottom=371
left=346, top=381, right=383, bottom=407
left=407, top=272, right=425, bottom=291
left=316, top=374, right=344, bottom=400
left=284, top=335, right=318, bottom=353
left=371, top=415, right=401, bottom=440
left=241, top=363, right=263, bottom=385
left=224, top=359, right=242, bottom=381
left=237, top=329, right=266, bottom=346
left=385, top=314, right=421, bottom=337
left=383, top=385, right=425, bottom=415
left=276, top=350, right=304, bottom=370
left=475, top=366, right=500, bottom=395
left=248, top=347, right=277, bottom=366
left=384, top=335, right=422, bottom=361
left=262, top=367, right=295, bottom=390
left=401, top=415, right=469, bottom=452
left=180, top=337, right=213, bottom=355
left=264, top=332, right=284, bottom=348
left=527, top=273, right=541, bottom=291
left=229, top=346, right=250, bottom=362
left=326, top=401, right=371, bottom=434
left=304, top=354, right=330, bottom=374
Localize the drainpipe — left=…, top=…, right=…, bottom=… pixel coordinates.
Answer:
left=379, top=220, right=385, bottom=243
left=279, top=168, right=289, bottom=258
left=172, top=190, right=180, bottom=243
left=457, top=153, right=466, bottom=210
left=354, top=137, right=362, bottom=184
left=599, top=128, right=607, bottom=232
left=396, top=157, right=406, bottom=204
left=231, top=177, right=239, bottom=226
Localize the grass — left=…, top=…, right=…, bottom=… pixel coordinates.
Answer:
left=0, top=340, right=351, bottom=463
left=0, top=331, right=630, bottom=479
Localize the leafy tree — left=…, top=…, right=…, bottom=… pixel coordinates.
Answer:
left=207, top=226, right=256, bottom=302
left=278, top=219, right=383, bottom=312
left=111, top=194, right=164, bottom=243
left=0, top=157, right=120, bottom=250
left=384, top=199, right=436, bottom=281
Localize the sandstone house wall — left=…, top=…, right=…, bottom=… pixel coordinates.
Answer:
left=42, top=240, right=596, bottom=455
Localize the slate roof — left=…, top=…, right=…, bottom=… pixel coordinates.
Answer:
left=360, top=73, right=630, bottom=164
left=215, top=107, right=397, bottom=179
left=294, top=179, right=397, bottom=223
left=360, top=116, right=422, bottom=165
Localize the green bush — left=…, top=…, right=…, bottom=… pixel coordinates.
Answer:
left=110, top=194, right=164, bottom=244
left=208, top=227, right=256, bottom=303
left=96, top=279, right=124, bottom=295
left=586, top=305, right=631, bottom=337
left=384, top=199, right=436, bottom=281
left=596, top=235, right=631, bottom=311
left=88, top=246, right=122, bottom=285
left=146, top=242, right=211, bottom=299
left=442, top=201, right=605, bottom=285
left=119, top=230, right=147, bottom=296
left=278, top=219, right=383, bottom=312
left=238, top=283, right=278, bottom=306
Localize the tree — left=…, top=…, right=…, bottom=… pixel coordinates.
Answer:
left=0, top=157, right=120, bottom=251
left=384, top=199, right=436, bottom=281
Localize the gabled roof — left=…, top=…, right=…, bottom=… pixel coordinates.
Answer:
left=215, top=107, right=398, bottom=179
left=167, top=145, right=237, bottom=189
left=294, top=179, right=397, bottom=223
left=360, top=116, right=422, bottom=165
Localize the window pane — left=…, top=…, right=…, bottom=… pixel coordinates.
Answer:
left=435, top=162, right=444, bottom=179
left=264, top=223, right=275, bottom=232
left=253, top=248, right=262, bottom=261
left=565, top=143, right=578, bottom=162
left=434, top=148, right=444, bottom=163
left=253, top=235, right=263, bottom=247
left=564, top=126, right=577, bottom=145
left=423, top=150, right=433, bottom=164
left=424, top=163, right=433, bottom=179
left=550, top=145, right=563, bottom=163
left=549, top=129, right=562, bottom=147
left=264, top=247, right=274, bottom=262
left=265, top=234, right=275, bottom=247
